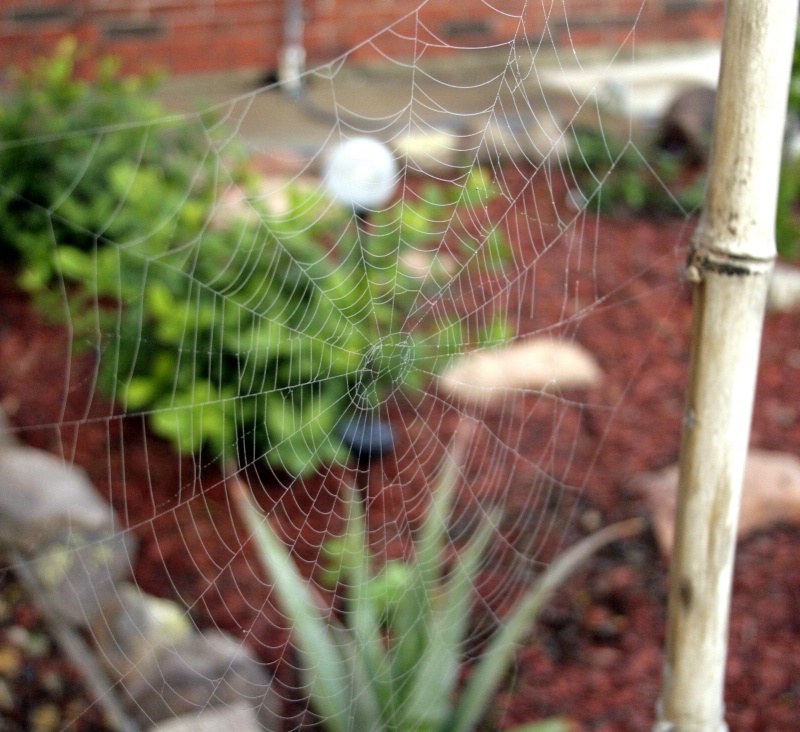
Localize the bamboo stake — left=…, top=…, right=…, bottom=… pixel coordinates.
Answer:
left=655, top=2, right=797, bottom=730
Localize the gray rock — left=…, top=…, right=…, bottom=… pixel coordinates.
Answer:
left=92, top=584, right=194, bottom=678
left=121, top=629, right=281, bottom=730
left=28, top=528, right=136, bottom=627
left=656, top=85, right=716, bottom=163
left=0, top=445, right=116, bottom=549
left=0, top=445, right=136, bottom=626
left=391, top=123, right=463, bottom=176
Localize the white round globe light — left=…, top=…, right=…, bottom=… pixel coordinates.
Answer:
left=323, top=137, right=398, bottom=212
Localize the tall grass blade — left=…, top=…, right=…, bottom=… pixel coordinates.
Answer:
left=451, top=518, right=646, bottom=732
left=338, top=481, right=397, bottom=724
left=402, top=513, right=497, bottom=729
left=388, top=435, right=464, bottom=709
left=232, top=480, right=381, bottom=732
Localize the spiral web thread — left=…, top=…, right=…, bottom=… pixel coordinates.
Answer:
left=0, top=2, right=715, bottom=730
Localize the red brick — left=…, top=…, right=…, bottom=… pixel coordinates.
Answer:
left=0, top=0, right=725, bottom=76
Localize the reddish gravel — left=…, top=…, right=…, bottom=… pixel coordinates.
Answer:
left=1, top=167, right=799, bottom=731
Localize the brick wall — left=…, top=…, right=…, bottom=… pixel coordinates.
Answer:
left=0, top=0, right=725, bottom=78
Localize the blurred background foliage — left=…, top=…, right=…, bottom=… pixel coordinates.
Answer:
left=0, top=40, right=511, bottom=476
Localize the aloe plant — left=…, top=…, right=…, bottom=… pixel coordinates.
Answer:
left=232, top=442, right=644, bottom=732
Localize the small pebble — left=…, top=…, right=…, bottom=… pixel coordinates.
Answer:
left=579, top=509, right=603, bottom=532
left=26, top=631, right=51, bottom=658
left=40, top=668, right=63, bottom=695
left=5, top=626, right=51, bottom=666
left=29, top=702, right=60, bottom=732
left=64, top=698, right=89, bottom=722
left=5, top=624, right=28, bottom=647
left=589, top=646, right=623, bottom=669
left=0, top=646, right=22, bottom=677
left=4, top=584, right=23, bottom=606
left=606, top=565, right=637, bottom=594
left=787, top=348, right=800, bottom=369
left=583, top=604, right=627, bottom=640
left=0, top=679, right=13, bottom=710
left=0, top=597, right=11, bottom=624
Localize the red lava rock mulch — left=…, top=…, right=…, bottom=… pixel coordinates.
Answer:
left=0, top=168, right=799, bottom=730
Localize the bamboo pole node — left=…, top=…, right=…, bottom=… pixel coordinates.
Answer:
left=685, top=244, right=775, bottom=279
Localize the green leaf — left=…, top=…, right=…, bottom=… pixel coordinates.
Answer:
left=478, top=315, right=515, bottom=350
left=146, top=279, right=177, bottom=320
left=18, top=263, right=52, bottom=293
left=232, top=483, right=381, bottom=732
left=450, top=518, right=646, bottom=732
left=505, top=719, right=574, bottom=732
left=56, top=246, right=93, bottom=281
left=337, top=482, right=396, bottom=723
left=460, top=167, right=498, bottom=207
left=149, top=404, right=201, bottom=454
left=120, top=376, right=159, bottom=410
left=224, top=320, right=289, bottom=383
left=364, top=561, right=414, bottom=615
left=146, top=381, right=235, bottom=458
left=402, top=514, right=497, bottom=729
left=386, top=446, right=461, bottom=721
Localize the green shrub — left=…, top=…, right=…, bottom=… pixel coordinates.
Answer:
left=56, top=172, right=507, bottom=475
left=0, top=42, right=511, bottom=475
left=566, top=127, right=705, bottom=217
left=233, top=437, right=645, bottom=732
left=0, top=37, right=225, bottom=290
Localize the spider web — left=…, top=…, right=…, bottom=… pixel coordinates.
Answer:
left=0, top=3, right=717, bottom=731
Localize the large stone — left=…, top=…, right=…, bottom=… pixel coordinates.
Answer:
left=120, top=629, right=280, bottom=730
left=0, top=445, right=135, bottom=626
left=398, top=251, right=457, bottom=289
left=27, top=528, right=136, bottom=627
left=92, top=584, right=194, bottom=678
left=0, top=445, right=115, bottom=548
left=214, top=175, right=320, bottom=226
left=538, top=45, right=721, bottom=121
left=439, top=338, right=602, bottom=406
left=635, top=449, right=800, bottom=557
left=393, top=110, right=570, bottom=175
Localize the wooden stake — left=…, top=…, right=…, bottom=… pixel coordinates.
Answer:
left=656, top=2, right=797, bottom=730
